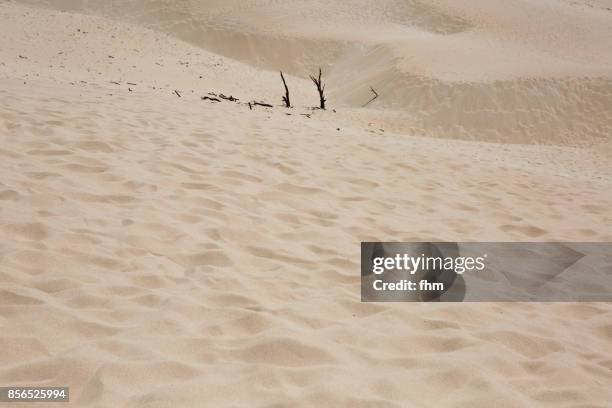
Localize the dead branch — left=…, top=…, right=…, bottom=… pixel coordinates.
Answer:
left=309, top=67, right=326, bottom=110
left=219, top=94, right=239, bottom=102
left=280, top=71, right=291, bottom=108
left=253, top=101, right=273, bottom=108
left=174, top=90, right=181, bottom=98
left=201, top=96, right=220, bottom=102
left=363, top=86, right=379, bottom=107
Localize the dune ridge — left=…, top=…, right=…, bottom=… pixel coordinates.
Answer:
left=13, top=0, right=612, bottom=145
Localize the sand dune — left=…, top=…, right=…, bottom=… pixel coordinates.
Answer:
left=1, top=1, right=612, bottom=407
left=13, top=0, right=612, bottom=145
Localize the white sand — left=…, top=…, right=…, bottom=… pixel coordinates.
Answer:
left=1, top=1, right=612, bottom=407
left=14, top=0, right=612, bottom=145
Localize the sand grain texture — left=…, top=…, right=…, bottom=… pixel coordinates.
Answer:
left=1, top=1, right=612, bottom=407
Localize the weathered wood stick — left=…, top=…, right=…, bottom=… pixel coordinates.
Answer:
left=363, top=86, right=379, bottom=106
left=280, top=71, right=291, bottom=108
left=219, top=94, right=239, bottom=102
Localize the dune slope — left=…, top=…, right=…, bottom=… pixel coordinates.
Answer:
left=1, top=2, right=612, bottom=407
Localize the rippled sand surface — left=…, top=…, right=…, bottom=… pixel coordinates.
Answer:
left=1, top=2, right=612, bottom=407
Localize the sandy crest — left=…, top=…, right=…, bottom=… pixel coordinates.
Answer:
left=1, top=2, right=612, bottom=408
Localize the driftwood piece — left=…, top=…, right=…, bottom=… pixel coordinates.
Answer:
left=219, top=94, right=239, bottom=102
left=253, top=101, right=273, bottom=108
left=201, top=96, right=221, bottom=102
left=280, top=71, right=291, bottom=107
left=174, top=90, right=181, bottom=98
left=309, top=67, right=326, bottom=110
left=363, top=86, right=379, bottom=107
